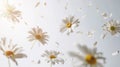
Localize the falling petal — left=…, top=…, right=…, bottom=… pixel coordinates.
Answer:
left=76, top=31, right=83, bottom=35
left=101, top=33, right=107, bottom=39
left=96, top=7, right=99, bottom=13
left=77, top=8, right=82, bottom=12
left=55, top=42, right=60, bottom=45
left=109, top=13, right=112, bottom=18
left=81, top=15, right=87, bottom=20
left=93, top=41, right=98, bottom=46
left=44, top=2, right=47, bottom=6
left=65, top=2, right=68, bottom=10
left=87, top=30, right=95, bottom=38
left=10, top=57, right=18, bottom=65
left=69, top=52, right=84, bottom=61
left=101, top=12, right=112, bottom=19
left=35, top=2, right=40, bottom=8
left=101, top=12, right=108, bottom=19
left=14, top=53, right=27, bottom=58
left=37, top=60, right=41, bottom=64
left=112, top=50, right=119, bottom=56
left=88, top=1, right=92, bottom=7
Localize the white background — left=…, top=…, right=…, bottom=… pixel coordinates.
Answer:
left=0, top=0, right=120, bottom=67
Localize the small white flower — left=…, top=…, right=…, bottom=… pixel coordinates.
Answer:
left=69, top=44, right=106, bottom=67
left=0, top=3, right=22, bottom=23
left=41, top=50, right=64, bottom=65
left=0, top=37, right=27, bottom=66
left=103, top=19, right=120, bottom=36
left=60, top=16, right=80, bottom=35
left=28, top=26, right=49, bottom=45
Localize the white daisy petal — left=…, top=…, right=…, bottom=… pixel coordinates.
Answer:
left=112, top=50, right=119, bottom=56
left=69, top=52, right=84, bottom=61
left=10, top=57, right=18, bottom=65
left=77, top=44, right=92, bottom=54
left=14, top=53, right=27, bottom=58
left=97, top=62, right=103, bottom=67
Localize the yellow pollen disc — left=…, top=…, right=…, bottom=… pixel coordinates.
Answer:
left=110, top=26, right=116, bottom=31
left=85, top=54, right=97, bottom=65
left=5, top=51, right=14, bottom=57
left=6, top=6, right=13, bottom=14
left=66, top=22, right=72, bottom=28
left=35, top=34, right=41, bottom=39
left=50, top=55, right=56, bottom=59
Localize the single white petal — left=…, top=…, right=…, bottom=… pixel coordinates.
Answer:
left=69, top=52, right=84, bottom=61
left=35, top=2, right=40, bottom=8
left=97, top=62, right=103, bottom=67
left=77, top=44, right=92, bottom=55
left=10, top=57, right=18, bottom=65
left=14, top=53, right=27, bottom=58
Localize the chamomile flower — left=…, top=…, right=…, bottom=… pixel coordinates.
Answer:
left=103, top=19, right=120, bottom=36
left=28, top=26, right=48, bottom=45
left=41, top=50, right=64, bottom=67
left=60, top=16, right=80, bottom=35
left=0, top=37, right=27, bottom=67
left=69, top=44, right=106, bottom=67
left=0, top=2, right=22, bottom=23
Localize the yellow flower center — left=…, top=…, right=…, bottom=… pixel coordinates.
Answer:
left=5, top=51, right=14, bottom=57
left=35, top=34, right=41, bottom=39
left=6, top=6, right=14, bottom=14
left=50, top=55, right=56, bottom=59
left=66, top=22, right=72, bottom=28
left=110, top=26, right=116, bottom=31
left=85, top=54, right=97, bottom=65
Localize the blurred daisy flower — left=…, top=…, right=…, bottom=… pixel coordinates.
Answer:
left=28, top=26, right=48, bottom=46
left=41, top=50, right=64, bottom=67
left=102, top=19, right=120, bottom=36
left=69, top=44, right=106, bottom=67
left=0, top=37, right=27, bottom=67
left=60, top=16, right=80, bottom=35
left=0, top=1, right=22, bottom=23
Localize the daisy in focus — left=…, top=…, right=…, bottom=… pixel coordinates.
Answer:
left=41, top=50, right=64, bottom=67
left=0, top=37, right=27, bottom=67
left=102, top=19, right=120, bottom=36
left=69, top=44, right=106, bottom=67
left=0, top=1, right=22, bottom=23
left=60, top=16, right=80, bottom=35
left=28, top=26, right=48, bottom=47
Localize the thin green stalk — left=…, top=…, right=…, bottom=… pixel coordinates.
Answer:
left=50, top=62, right=52, bottom=67
left=31, top=41, right=35, bottom=49
left=8, top=58, right=11, bottom=67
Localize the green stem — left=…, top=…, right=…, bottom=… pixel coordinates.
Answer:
left=50, top=62, right=52, bottom=67
left=30, top=41, right=35, bottom=49
left=30, top=44, right=34, bottom=49
left=8, top=58, right=11, bottom=67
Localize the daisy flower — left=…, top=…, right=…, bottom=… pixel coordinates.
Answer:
left=28, top=26, right=48, bottom=46
left=102, top=19, right=120, bottom=36
left=0, top=37, right=27, bottom=67
left=69, top=44, right=106, bottom=67
left=41, top=50, right=64, bottom=67
left=0, top=1, right=22, bottom=23
left=60, top=16, right=80, bottom=35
